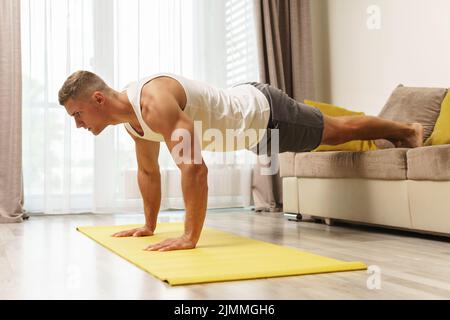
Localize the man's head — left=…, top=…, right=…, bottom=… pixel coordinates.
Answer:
left=59, top=70, right=114, bottom=136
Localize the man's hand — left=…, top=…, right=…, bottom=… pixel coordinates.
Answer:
left=111, top=226, right=154, bottom=237
left=145, top=235, right=196, bottom=252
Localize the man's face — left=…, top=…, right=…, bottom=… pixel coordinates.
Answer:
left=65, top=93, right=108, bottom=136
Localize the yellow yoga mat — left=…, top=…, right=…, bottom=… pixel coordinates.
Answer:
left=77, top=223, right=367, bottom=285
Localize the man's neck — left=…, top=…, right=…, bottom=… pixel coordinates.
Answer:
left=109, top=91, right=137, bottom=125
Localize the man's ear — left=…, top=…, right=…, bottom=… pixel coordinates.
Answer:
left=93, top=91, right=105, bottom=105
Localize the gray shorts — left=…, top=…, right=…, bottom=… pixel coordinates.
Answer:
left=245, top=82, right=324, bottom=155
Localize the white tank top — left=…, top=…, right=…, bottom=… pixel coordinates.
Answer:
left=124, top=73, right=270, bottom=151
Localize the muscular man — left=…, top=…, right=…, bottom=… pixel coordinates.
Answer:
left=58, top=71, right=423, bottom=251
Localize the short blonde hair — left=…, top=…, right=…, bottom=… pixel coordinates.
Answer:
left=58, top=70, right=111, bottom=105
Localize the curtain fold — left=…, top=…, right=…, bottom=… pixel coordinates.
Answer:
left=255, top=0, right=314, bottom=100
left=252, top=0, right=315, bottom=211
left=0, top=0, right=27, bottom=223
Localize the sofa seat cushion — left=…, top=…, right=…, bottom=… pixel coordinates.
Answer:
left=295, top=149, right=409, bottom=180
left=407, top=145, right=450, bottom=181
left=279, top=152, right=296, bottom=177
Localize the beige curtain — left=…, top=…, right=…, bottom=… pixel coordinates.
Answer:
left=252, top=0, right=314, bottom=211
left=0, top=0, right=27, bottom=223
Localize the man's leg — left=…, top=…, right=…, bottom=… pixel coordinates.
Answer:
left=321, top=115, right=424, bottom=148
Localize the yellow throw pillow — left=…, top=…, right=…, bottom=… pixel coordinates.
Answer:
left=304, top=99, right=378, bottom=152
left=425, top=91, right=450, bottom=146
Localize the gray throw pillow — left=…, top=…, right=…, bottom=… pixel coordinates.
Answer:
left=378, top=84, right=447, bottom=142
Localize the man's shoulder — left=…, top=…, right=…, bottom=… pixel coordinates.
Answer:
left=139, top=79, right=167, bottom=117
left=142, top=76, right=177, bottom=96
left=139, top=79, right=185, bottom=137
left=141, top=76, right=187, bottom=113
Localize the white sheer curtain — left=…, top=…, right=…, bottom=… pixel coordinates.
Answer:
left=21, top=0, right=260, bottom=214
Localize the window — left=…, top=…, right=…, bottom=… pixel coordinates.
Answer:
left=21, top=0, right=260, bottom=214
left=225, top=0, right=259, bottom=87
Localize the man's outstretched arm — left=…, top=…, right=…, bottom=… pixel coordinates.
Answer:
left=112, top=132, right=161, bottom=237
left=143, top=88, right=208, bottom=251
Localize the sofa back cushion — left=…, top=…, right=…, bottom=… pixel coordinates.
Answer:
left=378, top=85, right=447, bottom=141
left=425, top=91, right=450, bottom=146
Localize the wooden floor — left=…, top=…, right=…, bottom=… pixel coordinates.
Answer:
left=1, top=209, right=450, bottom=300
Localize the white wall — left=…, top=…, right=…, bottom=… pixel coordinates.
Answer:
left=311, top=0, right=450, bottom=115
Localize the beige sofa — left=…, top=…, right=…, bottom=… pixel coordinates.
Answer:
left=279, top=86, right=450, bottom=236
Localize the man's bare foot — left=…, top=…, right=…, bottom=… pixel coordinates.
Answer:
left=402, top=123, right=424, bottom=148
